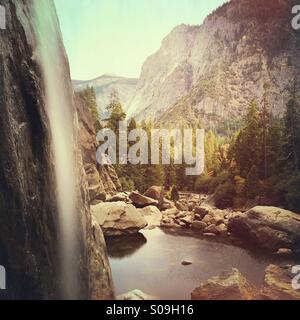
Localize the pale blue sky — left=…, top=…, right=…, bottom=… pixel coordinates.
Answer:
left=54, top=0, right=227, bottom=80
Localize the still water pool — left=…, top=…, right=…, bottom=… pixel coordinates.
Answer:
left=107, top=228, right=290, bottom=300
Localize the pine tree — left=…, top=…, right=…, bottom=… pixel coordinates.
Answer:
left=234, top=99, right=262, bottom=177
left=205, top=130, right=220, bottom=173
left=261, top=83, right=271, bottom=186
left=283, top=82, right=300, bottom=172
left=79, top=86, right=101, bottom=131
left=106, top=90, right=126, bottom=133
left=171, top=185, right=179, bottom=204
left=267, top=119, right=283, bottom=178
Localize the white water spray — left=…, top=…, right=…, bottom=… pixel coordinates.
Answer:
left=33, top=0, right=79, bottom=299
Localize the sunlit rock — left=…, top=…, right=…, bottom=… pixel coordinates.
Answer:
left=228, top=206, right=300, bottom=252
left=191, top=269, right=259, bottom=300
left=91, top=202, right=147, bottom=236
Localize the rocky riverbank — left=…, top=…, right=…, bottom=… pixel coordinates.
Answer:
left=90, top=186, right=300, bottom=300
left=91, top=187, right=300, bottom=255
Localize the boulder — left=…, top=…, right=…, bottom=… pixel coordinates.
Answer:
left=176, top=211, right=187, bottom=219
left=129, top=192, right=158, bottom=208
left=228, top=206, right=300, bottom=252
left=176, top=201, right=189, bottom=211
left=161, top=198, right=176, bottom=210
left=138, top=206, right=162, bottom=228
left=204, top=224, right=220, bottom=235
left=117, top=289, right=157, bottom=300
left=106, top=192, right=129, bottom=203
left=192, top=221, right=207, bottom=231
left=194, top=206, right=210, bottom=219
left=182, top=260, right=193, bottom=266
left=180, top=214, right=194, bottom=225
left=191, top=269, right=259, bottom=300
left=143, top=186, right=163, bottom=200
left=216, top=223, right=227, bottom=236
left=91, top=202, right=147, bottom=236
left=161, top=220, right=179, bottom=228
left=194, top=214, right=203, bottom=221
left=262, top=265, right=300, bottom=300
left=212, top=216, right=224, bottom=226
left=163, top=208, right=179, bottom=216
left=202, top=214, right=212, bottom=224
left=162, top=217, right=172, bottom=224
left=203, top=233, right=217, bottom=237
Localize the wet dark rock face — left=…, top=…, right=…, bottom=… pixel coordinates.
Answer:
left=0, top=0, right=59, bottom=299
left=0, top=0, right=113, bottom=299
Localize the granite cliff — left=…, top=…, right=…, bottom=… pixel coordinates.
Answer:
left=127, top=0, right=300, bottom=131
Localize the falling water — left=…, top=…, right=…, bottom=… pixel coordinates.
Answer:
left=33, top=0, right=79, bottom=299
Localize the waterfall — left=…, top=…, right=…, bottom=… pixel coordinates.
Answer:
left=33, top=0, right=79, bottom=299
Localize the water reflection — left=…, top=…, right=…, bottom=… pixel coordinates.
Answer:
left=106, top=233, right=147, bottom=259
left=108, top=228, right=293, bottom=300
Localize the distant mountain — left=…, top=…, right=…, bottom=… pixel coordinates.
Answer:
left=127, top=0, right=300, bottom=132
left=73, top=74, right=138, bottom=119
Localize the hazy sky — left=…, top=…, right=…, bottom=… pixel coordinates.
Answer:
left=54, top=0, right=227, bottom=80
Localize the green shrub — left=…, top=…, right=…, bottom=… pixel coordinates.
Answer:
left=245, top=166, right=261, bottom=199
left=214, top=180, right=235, bottom=209
left=233, top=175, right=247, bottom=209
left=272, top=172, right=300, bottom=213
left=194, top=174, right=213, bottom=193
left=208, top=171, right=232, bottom=194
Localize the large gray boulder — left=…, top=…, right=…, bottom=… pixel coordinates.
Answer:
left=228, top=206, right=300, bottom=252
left=91, top=202, right=147, bottom=236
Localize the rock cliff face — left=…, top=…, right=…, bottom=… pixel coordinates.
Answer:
left=75, top=93, right=122, bottom=203
left=0, top=0, right=113, bottom=299
left=127, top=0, right=300, bottom=130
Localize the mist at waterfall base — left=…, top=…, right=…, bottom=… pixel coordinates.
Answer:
left=33, top=0, right=79, bottom=299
